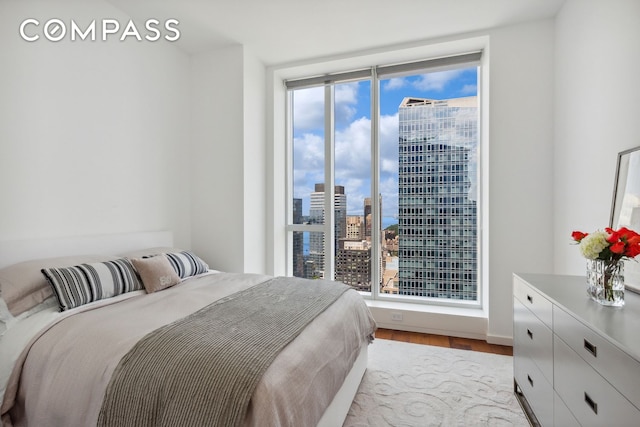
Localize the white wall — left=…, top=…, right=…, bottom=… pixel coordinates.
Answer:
left=0, top=1, right=268, bottom=273
left=0, top=2, right=192, bottom=247
left=242, top=49, right=267, bottom=274
left=486, top=20, right=555, bottom=342
left=190, top=45, right=267, bottom=273
left=554, top=0, right=640, bottom=275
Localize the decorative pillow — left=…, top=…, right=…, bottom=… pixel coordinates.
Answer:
left=117, top=248, right=209, bottom=279
left=0, top=255, right=118, bottom=316
left=41, top=258, right=143, bottom=311
left=130, top=255, right=181, bottom=293
left=164, top=251, right=209, bottom=279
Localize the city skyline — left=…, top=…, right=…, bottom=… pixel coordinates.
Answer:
left=291, top=66, right=479, bottom=299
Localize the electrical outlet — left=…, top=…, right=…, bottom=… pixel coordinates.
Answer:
left=391, top=312, right=403, bottom=321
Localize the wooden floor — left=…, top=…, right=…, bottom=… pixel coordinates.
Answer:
left=375, top=328, right=513, bottom=356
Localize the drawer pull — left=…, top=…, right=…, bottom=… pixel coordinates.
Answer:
left=584, top=392, right=598, bottom=414
left=526, top=329, right=533, bottom=339
left=527, top=374, right=533, bottom=387
left=526, top=294, right=533, bottom=304
left=584, top=339, right=597, bottom=357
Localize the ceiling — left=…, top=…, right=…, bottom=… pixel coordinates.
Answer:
left=107, top=0, right=566, bottom=65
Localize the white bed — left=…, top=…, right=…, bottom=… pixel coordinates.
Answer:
left=0, top=232, right=376, bottom=427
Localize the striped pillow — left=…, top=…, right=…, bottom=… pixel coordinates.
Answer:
left=164, top=251, right=209, bottom=279
left=42, top=258, right=143, bottom=311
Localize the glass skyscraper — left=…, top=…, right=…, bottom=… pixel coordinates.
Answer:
left=397, top=96, right=478, bottom=300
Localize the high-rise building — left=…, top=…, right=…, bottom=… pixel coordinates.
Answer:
left=335, top=239, right=371, bottom=290
left=364, top=198, right=372, bottom=239
left=397, top=96, right=478, bottom=300
left=309, top=183, right=347, bottom=278
left=346, top=215, right=363, bottom=240
left=363, top=197, right=382, bottom=241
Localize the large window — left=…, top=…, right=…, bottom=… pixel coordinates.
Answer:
left=286, top=52, right=482, bottom=306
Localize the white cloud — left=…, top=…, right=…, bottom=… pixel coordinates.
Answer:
left=383, top=78, right=405, bottom=91
left=334, top=119, right=371, bottom=212
left=413, top=69, right=463, bottom=92
left=292, top=132, right=324, bottom=199
left=460, top=84, right=477, bottom=95
left=292, top=87, right=324, bottom=131
left=335, top=83, right=359, bottom=126
left=380, top=175, right=399, bottom=221
left=379, top=113, right=398, bottom=174
left=293, top=83, right=360, bottom=131
left=335, top=116, right=371, bottom=181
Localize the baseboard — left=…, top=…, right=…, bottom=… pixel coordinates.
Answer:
left=375, top=321, right=487, bottom=341
left=486, top=334, right=513, bottom=346
left=368, top=304, right=488, bottom=341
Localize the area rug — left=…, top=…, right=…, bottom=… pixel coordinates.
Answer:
left=343, top=339, right=528, bottom=426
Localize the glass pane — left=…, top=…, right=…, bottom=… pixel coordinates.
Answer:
left=292, top=87, right=325, bottom=225
left=379, top=67, right=479, bottom=301
left=334, top=81, right=372, bottom=290
left=291, top=231, right=326, bottom=279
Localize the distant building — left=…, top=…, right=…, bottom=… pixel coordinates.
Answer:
left=309, top=184, right=347, bottom=278
left=397, top=96, right=478, bottom=300
left=364, top=198, right=372, bottom=239
left=346, top=215, right=363, bottom=240
left=364, top=197, right=382, bottom=242
left=381, top=255, right=399, bottom=294
left=335, top=239, right=371, bottom=290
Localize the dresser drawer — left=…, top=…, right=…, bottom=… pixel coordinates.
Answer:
left=554, top=335, right=640, bottom=426
left=514, top=352, right=553, bottom=427
left=553, top=305, right=640, bottom=410
left=554, top=392, right=580, bottom=427
left=514, top=297, right=553, bottom=384
left=513, top=276, right=552, bottom=328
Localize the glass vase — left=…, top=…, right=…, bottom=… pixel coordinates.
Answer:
left=586, top=259, right=625, bottom=307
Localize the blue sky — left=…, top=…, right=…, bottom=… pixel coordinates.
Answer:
left=292, top=67, right=477, bottom=228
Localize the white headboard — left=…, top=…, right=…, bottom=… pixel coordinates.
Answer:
left=0, top=231, right=173, bottom=269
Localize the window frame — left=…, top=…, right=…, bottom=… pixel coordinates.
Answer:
left=271, top=36, right=490, bottom=311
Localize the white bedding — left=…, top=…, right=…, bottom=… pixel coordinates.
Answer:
left=1, top=271, right=376, bottom=427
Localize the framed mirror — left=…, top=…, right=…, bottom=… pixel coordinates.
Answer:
left=610, top=145, right=640, bottom=293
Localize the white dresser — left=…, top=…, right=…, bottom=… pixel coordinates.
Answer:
left=513, top=273, right=640, bottom=426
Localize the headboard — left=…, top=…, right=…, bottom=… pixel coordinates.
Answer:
left=0, top=231, right=173, bottom=269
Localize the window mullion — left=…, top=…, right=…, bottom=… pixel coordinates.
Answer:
left=324, top=85, right=335, bottom=280
left=370, top=69, right=380, bottom=298
left=285, top=90, right=294, bottom=277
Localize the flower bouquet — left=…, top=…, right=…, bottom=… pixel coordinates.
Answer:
left=572, top=227, right=640, bottom=306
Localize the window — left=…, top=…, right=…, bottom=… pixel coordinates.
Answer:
left=285, top=52, right=482, bottom=307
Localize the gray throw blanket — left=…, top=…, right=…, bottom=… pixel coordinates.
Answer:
left=97, top=276, right=350, bottom=427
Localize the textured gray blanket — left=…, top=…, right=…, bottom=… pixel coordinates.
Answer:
left=97, top=276, right=350, bottom=427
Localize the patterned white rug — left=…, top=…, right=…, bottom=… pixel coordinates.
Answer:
left=343, top=339, right=528, bottom=426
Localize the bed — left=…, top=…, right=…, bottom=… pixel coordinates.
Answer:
left=0, top=232, right=376, bottom=427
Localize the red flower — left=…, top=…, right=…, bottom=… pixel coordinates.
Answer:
left=625, top=235, right=640, bottom=257
left=628, top=235, right=640, bottom=245
left=571, top=231, right=587, bottom=242
left=626, top=245, right=640, bottom=258
left=610, top=241, right=625, bottom=254
left=609, top=227, right=636, bottom=243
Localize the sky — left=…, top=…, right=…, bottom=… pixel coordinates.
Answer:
left=292, top=67, right=478, bottom=228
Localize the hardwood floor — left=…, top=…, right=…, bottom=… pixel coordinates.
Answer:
left=374, top=328, right=513, bottom=356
